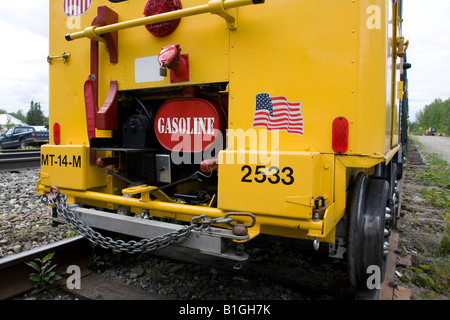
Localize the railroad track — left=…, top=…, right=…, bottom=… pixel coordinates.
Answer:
left=0, top=148, right=41, bottom=172
left=0, top=234, right=166, bottom=301
left=0, top=231, right=391, bottom=302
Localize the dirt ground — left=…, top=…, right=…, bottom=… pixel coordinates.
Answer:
left=396, top=137, right=449, bottom=300
left=414, top=135, right=450, bottom=165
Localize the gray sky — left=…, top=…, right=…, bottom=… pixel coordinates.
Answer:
left=0, top=0, right=449, bottom=122
left=0, top=1, right=48, bottom=116
left=402, top=0, right=450, bottom=121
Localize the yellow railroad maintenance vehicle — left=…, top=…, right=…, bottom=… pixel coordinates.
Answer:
left=39, top=0, right=410, bottom=289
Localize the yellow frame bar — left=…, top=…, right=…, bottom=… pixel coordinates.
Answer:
left=390, top=0, right=399, bottom=148
left=37, top=180, right=325, bottom=239
left=66, top=0, right=264, bottom=41
left=39, top=182, right=225, bottom=217
left=337, top=145, right=401, bottom=168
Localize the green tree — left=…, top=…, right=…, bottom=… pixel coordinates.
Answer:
left=42, top=115, right=49, bottom=127
left=10, top=109, right=27, bottom=123
left=415, top=98, right=450, bottom=136
left=440, top=99, right=450, bottom=134
left=26, top=101, right=45, bottom=126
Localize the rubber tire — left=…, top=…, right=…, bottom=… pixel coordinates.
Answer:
left=20, top=139, right=27, bottom=149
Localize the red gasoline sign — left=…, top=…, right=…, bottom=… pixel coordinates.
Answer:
left=154, top=98, right=225, bottom=152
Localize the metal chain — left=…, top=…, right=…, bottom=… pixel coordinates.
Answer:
left=46, top=188, right=196, bottom=254
left=189, top=214, right=234, bottom=231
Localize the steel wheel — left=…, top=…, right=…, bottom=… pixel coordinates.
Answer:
left=347, top=172, right=389, bottom=289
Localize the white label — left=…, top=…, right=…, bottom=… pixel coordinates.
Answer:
left=135, top=56, right=164, bottom=83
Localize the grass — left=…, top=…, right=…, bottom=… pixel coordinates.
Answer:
left=414, top=152, right=450, bottom=226
left=402, top=262, right=449, bottom=299
left=413, top=152, right=450, bottom=187
left=409, top=137, right=450, bottom=215
left=400, top=138, right=450, bottom=298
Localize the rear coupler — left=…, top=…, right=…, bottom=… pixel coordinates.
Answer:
left=46, top=187, right=255, bottom=261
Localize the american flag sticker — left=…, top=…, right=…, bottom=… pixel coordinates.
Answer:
left=252, top=93, right=304, bottom=136
left=64, top=0, right=92, bottom=17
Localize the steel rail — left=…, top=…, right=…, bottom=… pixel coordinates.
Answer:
left=0, top=150, right=41, bottom=171
left=0, top=236, right=90, bottom=300
left=0, top=148, right=40, bottom=154
left=0, top=151, right=40, bottom=158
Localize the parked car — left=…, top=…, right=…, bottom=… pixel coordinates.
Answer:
left=0, top=126, right=49, bottom=149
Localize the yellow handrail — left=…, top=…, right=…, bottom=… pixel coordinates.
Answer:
left=65, top=0, right=265, bottom=41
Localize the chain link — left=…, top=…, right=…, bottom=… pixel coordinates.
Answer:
left=46, top=188, right=195, bottom=254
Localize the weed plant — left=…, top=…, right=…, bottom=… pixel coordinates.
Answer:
left=401, top=140, right=450, bottom=298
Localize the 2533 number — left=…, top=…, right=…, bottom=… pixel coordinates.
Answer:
left=241, top=165, right=294, bottom=185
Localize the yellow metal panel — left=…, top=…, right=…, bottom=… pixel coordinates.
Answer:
left=49, top=0, right=115, bottom=145
left=39, top=145, right=106, bottom=190
left=49, top=6, right=91, bottom=145
left=218, top=150, right=333, bottom=222
left=49, top=0, right=230, bottom=144
left=356, top=0, right=389, bottom=156
left=106, top=0, right=230, bottom=90
left=228, top=0, right=358, bottom=154
left=397, top=81, right=404, bottom=100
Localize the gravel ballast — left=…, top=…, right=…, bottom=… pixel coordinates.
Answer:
left=0, top=169, right=70, bottom=258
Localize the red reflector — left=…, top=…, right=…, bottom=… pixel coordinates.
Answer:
left=143, top=0, right=182, bottom=37
left=53, top=123, right=61, bottom=145
left=332, top=117, right=349, bottom=154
